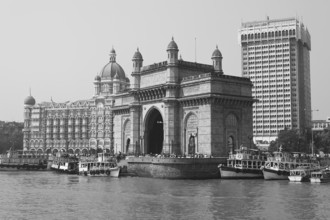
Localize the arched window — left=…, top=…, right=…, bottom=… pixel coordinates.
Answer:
left=225, top=114, right=238, bottom=154
left=185, top=113, right=198, bottom=155
left=123, top=120, right=131, bottom=153
left=226, top=114, right=238, bottom=127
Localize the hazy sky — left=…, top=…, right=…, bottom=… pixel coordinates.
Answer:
left=0, top=0, right=329, bottom=122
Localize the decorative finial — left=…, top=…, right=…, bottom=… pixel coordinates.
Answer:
left=137, top=47, right=139, bottom=52
left=172, top=36, right=174, bottom=41
left=216, top=45, right=218, bottom=49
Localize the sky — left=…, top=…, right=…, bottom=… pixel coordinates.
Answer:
left=0, top=0, right=329, bottom=122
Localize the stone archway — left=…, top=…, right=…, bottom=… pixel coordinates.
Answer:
left=74, top=149, right=80, bottom=155
left=144, top=108, right=164, bottom=154
left=52, top=149, right=58, bottom=155
left=82, top=149, right=88, bottom=155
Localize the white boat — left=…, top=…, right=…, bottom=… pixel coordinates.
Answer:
left=218, top=147, right=266, bottom=179
left=310, top=168, right=330, bottom=183
left=261, top=151, right=319, bottom=180
left=78, top=153, right=120, bottom=177
left=289, top=166, right=320, bottom=182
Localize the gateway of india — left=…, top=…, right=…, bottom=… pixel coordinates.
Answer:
left=23, top=38, right=254, bottom=157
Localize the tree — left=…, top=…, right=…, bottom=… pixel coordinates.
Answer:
left=268, top=140, right=278, bottom=152
left=316, top=129, right=330, bottom=154
left=0, top=122, right=23, bottom=153
left=268, top=129, right=309, bottom=153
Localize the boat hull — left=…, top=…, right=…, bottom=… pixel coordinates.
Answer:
left=288, top=175, right=310, bottom=182
left=219, top=166, right=263, bottom=179
left=0, top=164, right=47, bottom=171
left=110, top=167, right=120, bottom=177
left=310, top=177, right=330, bottom=183
left=262, top=168, right=289, bottom=180
left=79, top=167, right=121, bottom=177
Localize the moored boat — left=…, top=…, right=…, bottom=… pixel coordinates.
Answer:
left=50, top=152, right=79, bottom=174
left=289, top=165, right=320, bottom=182
left=261, top=151, right=319, bottom=180
left=78, top=153, right=120, bottom=177
left=0, top=150, right=48, bottom=171
left=218, top=147, right=266, bottom=179
left=310, top=168, right=330, bottom=183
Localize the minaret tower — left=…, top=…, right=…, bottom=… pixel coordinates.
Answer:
left=131, top=48, right=143, bottom=89
left=166, top=37, right=179, bottom=83
left=211, top=45, right=223, bottom=74
left=109, top=47, right=116, bottom=62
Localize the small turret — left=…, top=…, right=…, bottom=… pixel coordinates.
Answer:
left=94, top=74, right=101, bottom=96
left=211, top=45, right=223, bottom=74
left=167, top=37, right=179, bottom=65
left=109, top=47, right=116, bottom=62
left=131, top=48, right=143, bottom=89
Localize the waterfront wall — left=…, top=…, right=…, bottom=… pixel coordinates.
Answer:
left=127, top=157, right=226, bottom=179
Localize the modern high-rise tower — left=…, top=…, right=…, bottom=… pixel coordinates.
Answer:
left=239, top=17, right=311, bottom=144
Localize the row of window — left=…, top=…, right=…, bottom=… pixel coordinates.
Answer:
left=243, top=54, right=292, bottom=60
left=241, top=29, right=296, bottom=40
left=245, top=43, right=291, bottom=50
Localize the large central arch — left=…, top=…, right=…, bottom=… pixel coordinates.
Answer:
left=144, top=108, right=164, bottom=154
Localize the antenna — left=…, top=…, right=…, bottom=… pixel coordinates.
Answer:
left=195, top=37, right=197, bottom=62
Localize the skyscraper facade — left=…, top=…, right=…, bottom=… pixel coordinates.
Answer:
left=239, top=17, right=311, bottom=144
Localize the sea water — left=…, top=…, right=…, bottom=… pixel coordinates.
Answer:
left=0, top=171, right=329, bottom=220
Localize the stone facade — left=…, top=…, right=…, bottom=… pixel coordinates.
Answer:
left=23, top=38, right=254, bottom=157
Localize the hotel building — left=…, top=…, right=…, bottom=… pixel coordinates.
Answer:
left=239, top=17, right=312, bottom=144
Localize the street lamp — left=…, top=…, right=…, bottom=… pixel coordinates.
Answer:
left=311, top=109, right=319, bottom=156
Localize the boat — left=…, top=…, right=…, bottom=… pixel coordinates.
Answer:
left=261, top=151, right=320, bottom=180
left=310, top=168, right=330, bottom=183
left=218, top=147, right=267, bottom=179
left=50, top=152, right=79, bottom=174
left=0, top=150, right=48, bottom=171
left=78, top=153, right=120, bottom=177
left=288, top=165, right=320, bottom=182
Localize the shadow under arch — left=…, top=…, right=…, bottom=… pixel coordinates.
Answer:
left=144, top=107, right=164, bottom=154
